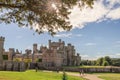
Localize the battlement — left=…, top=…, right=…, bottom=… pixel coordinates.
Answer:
left=33, top=43, right=37, bottom=46
left=67, top=43, right=71, bottom=46
left=0, top=36, right=5, bottom=41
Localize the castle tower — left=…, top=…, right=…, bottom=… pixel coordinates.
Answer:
left=33, top=43, right=38, bottom=54
left=59, top=39, right=61, bottom=43
left=0, top=36, right=5, bottom=65
left=49, top=40, right=51, bottom=49
left=76, top=53, right=81, bottom=66
left=9, top=48, right=15, bottom=60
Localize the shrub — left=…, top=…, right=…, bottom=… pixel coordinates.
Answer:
left=62, top=71, right=67, bottom=80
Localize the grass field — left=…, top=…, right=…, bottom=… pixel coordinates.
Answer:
left=0, top=70, right=86, bottom=80
left=97, top=73, right=120, bottom=80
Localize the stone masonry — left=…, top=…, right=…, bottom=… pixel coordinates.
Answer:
left=0, top=36, right=81, bottom=67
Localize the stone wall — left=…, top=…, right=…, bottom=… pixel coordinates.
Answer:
left=29, top=62, right=45, bottom=70
left=63, top=67, right=120, bottom=73
left=1, top=61, right=120, bottom=73
left=28, top=62, right=120, bottom=73
left=0, top=61, right=26, bottom=71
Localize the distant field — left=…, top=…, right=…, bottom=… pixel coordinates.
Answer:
left=0, top=70, right=86, bottom=80
left=97, top=73, right=120, bottom=80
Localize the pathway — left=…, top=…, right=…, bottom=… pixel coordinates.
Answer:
left=81, top=74, right=103, bottom=80
left=65, top=72, right=104, bottom=80
left=43, top=70, right=103, bottom=80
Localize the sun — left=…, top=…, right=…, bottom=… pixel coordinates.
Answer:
left=51, top=3, right=57, bottom=10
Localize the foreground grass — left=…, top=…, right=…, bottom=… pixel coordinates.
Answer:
left=94, top=73, right=120, bottom=80
left=0, top=70, right=86, bottom=80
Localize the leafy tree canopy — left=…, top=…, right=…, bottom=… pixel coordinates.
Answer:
left=0, top=0, right=94, bottom=35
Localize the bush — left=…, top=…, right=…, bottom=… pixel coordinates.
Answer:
left=62, top=71, right=67, bottom=80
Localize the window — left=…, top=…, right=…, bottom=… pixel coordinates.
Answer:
left=38, top=58, right=42, bottom=62
left=3, top=55, right=8, bottom=60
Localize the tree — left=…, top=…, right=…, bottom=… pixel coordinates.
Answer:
left=96, top=57, right=103, bottom=66
left=102, top=61, right=109, bottom=66
left=104, top=56, right=112, bottom=65
left=80, top=60, right=88, bottom=65
left=0, top=0, right=94, bottom=35
left=111, top=58, right=120, bottom=66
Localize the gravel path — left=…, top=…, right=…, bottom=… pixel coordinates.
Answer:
left=64, top=72, right=104, bottom=80
left=81, top=74, right=103, bottom=80
left=43, top=70, right=103, bottom=80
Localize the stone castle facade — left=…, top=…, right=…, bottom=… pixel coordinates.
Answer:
left=0, top=36, right=81, bottom=67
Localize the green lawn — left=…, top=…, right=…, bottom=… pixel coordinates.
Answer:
left=0, top=70, right=86, bottom=80
left=95, top=73, right=120, bottom=80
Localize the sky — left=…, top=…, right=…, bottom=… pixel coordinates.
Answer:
left=0, top=0, right=120, bottom=60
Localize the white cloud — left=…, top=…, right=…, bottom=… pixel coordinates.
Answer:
left=114, top=41, right=120, bottom=47
left=54, top=33, right=83, bottom=38
left=68, top=0, right=120, bottom=29
left=85, top=43, right=96, bottom=46
left=95, top=53, right=120, bottom=59
left=81, top=54, right=89, bottom=59
left=33, top=0, right=120, bottom=31
left=54, top=33, right=72, bottom=38
left=76, top=34, right=83, bottom=37
left=81, top=54, right=89, bottom=57
left=82, top=52, right=120, bottom=60
left=106, top=8, right=120, bottom=20
left=109, top=54, right=120, bottom=58
left=116, top=41, right=120, bottom=43
left=26, top=45, right=32, bottom=50
left=81, top=54, right=97, bottom=60
left=16, top=36, right=23, bottom=39
left=106, top=0, right=120, bottom=8
left=116, top=53, right=120, bottom=56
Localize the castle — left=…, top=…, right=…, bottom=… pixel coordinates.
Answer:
left=0, top=36, right=81, bottom=67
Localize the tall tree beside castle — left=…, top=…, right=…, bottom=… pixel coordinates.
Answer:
left=0, top=0, right=94, bottom=35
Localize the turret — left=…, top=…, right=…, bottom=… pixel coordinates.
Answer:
left=59, top=39, right=61, bottom=43
left=76, top=53, right=81, bottom=66
left=49, top=40, right=51, bottom=49
left=25, top=49, right=32, bottom=54
left=0, top=36, right=5, bottom=65
left=62, top=41, right=65, bottom=45
left=77, top=53, right=79, bottom=56
left=0, top=36, right=5, bottom=41
left=0, top=37, right=5, bottom=48
left=33, top=43, right=38, bottom=54
left=16, top=49, right=19, bottom=54
left=9, top=48, right=15, bottom=60
left=67, top=43, right=71, bottom=46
